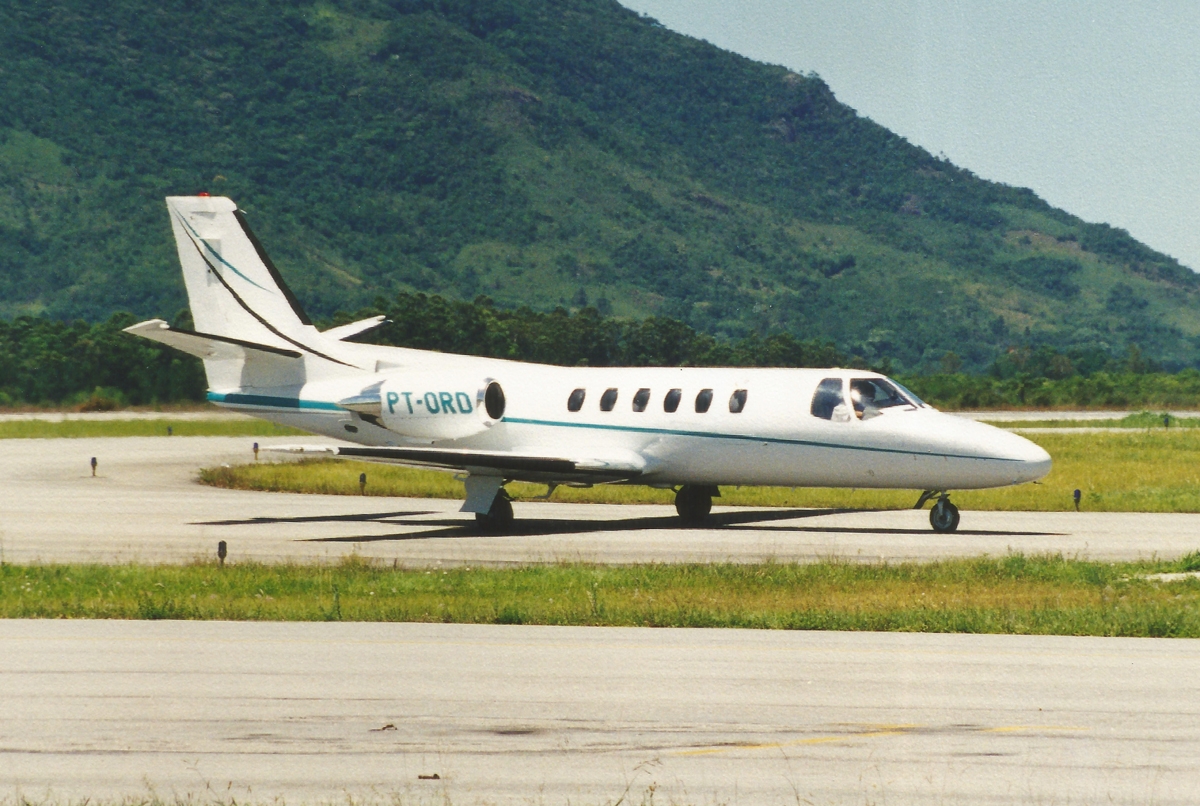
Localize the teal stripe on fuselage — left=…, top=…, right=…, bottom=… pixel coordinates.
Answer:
left=502, top=416, right=1013, bottom=463
left=203, top=398, right=1014, bottom=463
left=207, top=392, right=343, bottom=411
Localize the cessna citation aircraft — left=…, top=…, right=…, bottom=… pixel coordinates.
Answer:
left=127, top=196, right=1051, bottom=532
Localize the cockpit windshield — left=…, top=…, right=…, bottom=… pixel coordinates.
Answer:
left=849, top=377, right=919, bottom=419
left=891, top=379, right=927, bottom=408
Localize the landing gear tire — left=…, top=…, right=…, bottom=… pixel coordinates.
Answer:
left=929, top=498, right=960, bottom=533
left=475, top=492, right=514, bottom=533
left=675, top=485, right=713, bottom=525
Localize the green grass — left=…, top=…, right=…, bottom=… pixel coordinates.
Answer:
left=201, top=430, right=1200, bottom=512
left=4, top=556, right=1200, bottom=637
left=0, top=419, right=306, bottom=439
left=984, top=411, right=1200, bottom=429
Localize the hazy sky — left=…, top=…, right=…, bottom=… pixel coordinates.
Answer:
left=619, top=0, right=1200, bottom=271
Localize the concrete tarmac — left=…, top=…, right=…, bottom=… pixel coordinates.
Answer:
left=1, top=436, right=1199, bottom=566
left=3, top=619, right=1198, bottom=805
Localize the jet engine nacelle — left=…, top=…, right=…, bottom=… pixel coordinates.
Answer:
left=364, top=375, right=506, bottom=440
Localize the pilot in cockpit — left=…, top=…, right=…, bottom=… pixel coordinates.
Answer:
left=850, top=378, right=920, bottom=420
left=849, top=379, right=875, bottom=420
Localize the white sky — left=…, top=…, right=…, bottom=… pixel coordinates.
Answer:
left=619, top=0, right=1200, bottom=271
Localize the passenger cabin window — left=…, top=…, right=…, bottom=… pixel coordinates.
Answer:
left=632, top=388, right=651, bottom=412
left=810, top=378, right=845, bottom=420
left=567, top=388, right=586, bottom=412
left=695, top=388, right=713, bottom=413
left=729, top=389, right=748, bottom=413
left=600, top=388, right=618, bottom=411
left=663, top=388, right=682, bottom=413
left=850, top=378, right=914, bottom=420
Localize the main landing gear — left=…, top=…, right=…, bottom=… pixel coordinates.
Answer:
left=675, top=485, right=719, bottom=525
left=915, top=490, right=960, bottom=533
left=475, top=489, right=514, bottom=532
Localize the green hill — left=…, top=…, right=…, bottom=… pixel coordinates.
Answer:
left=1, top=0, right=1198, bottom=372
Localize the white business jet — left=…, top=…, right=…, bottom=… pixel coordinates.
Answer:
left=127, top=196, right=1051, bottom=532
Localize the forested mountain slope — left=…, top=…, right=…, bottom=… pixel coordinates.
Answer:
left=1, top=0, right=1197, bottom=371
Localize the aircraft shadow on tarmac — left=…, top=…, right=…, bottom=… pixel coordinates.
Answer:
left=196, top=506, right=1062, bottom=542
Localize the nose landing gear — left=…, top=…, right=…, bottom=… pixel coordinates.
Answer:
left=915, top=490, right=960, bottom=533
left=929, top=497, right=960, bottom=533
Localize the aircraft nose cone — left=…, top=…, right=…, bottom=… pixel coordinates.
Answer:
left=989, top=427, right=1052, bottom=483
left=1012, top=438, right=1052, bottom=483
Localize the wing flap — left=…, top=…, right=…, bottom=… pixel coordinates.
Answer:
left=338, top=446, right=584, bottom=475
left=343, top=443, right=648, bottom=482
left=267, top=443, right=646, bottom=482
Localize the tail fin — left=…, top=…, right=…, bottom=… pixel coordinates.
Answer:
left=166, top=195, right=313, bottom=351
left=126, top=196, right=372, bottom=392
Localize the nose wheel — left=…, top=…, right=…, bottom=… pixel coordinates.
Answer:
left=929, top=496, right=960, bottom=533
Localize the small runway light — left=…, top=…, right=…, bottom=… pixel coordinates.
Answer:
left=218, top=540, right=227, bottom=567
left=90, top=457, right=97, bottom=477
left=1073, top=489, right=1081, bottom=511
left=360, top=472, right=367, bottom=495
left=167, top=425, right=173, bottom=436
left=1164, top=414, right=1171, bottom=428
left=253, top=442, right=259, bottom=461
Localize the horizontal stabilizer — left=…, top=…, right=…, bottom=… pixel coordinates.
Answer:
left=321, top=315, right=388, bottom=342
left=123, top=319, right=302, bottom=360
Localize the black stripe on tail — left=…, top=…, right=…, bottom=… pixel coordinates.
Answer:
left=232, top=208, right=313, bottom=326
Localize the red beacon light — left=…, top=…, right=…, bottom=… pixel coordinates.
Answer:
left=197, top=191, right=210, bottom=197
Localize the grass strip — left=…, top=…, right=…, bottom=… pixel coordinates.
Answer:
left=983, top=411, right=1200, bottom=429
left=0, top=419, right=306, bottom=439
left=4, top=555, right=1200, bottom=637
left=201, top=430, right=1200, bottom=512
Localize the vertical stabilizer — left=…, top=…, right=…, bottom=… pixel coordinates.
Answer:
left=167, top=195, right=314, bottom=352
left=154, top=196, right=370, bottom=392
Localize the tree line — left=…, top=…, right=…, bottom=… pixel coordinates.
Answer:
left=0, top=312, right=204, bottom=408
left=0, top=293, right=1193, bottom=410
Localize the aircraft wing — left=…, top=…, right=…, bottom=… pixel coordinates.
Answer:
left=265, top=444, right=647, bottom=483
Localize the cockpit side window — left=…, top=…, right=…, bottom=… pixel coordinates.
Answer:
left=850, top=378, right=915, bottom=419
left=810, top=378, right=845, bottom=420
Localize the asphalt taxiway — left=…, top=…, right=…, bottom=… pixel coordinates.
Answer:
left=3, top=431, right=1200, bottom=805
left=3, top=620, right=1198, bottom=805
left=0, top=435, right=1198, bottom=566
